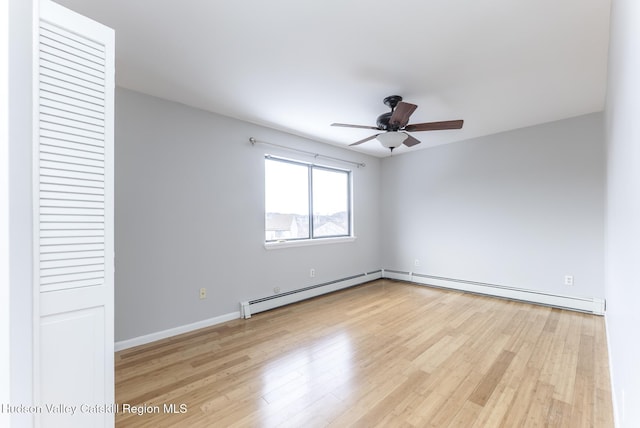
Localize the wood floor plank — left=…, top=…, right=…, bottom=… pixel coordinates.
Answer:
left=469, top=350, right=516, bottom=407
left=353, top=370, right=430, bottom=427
left=114, top=279, right=614, bottom=427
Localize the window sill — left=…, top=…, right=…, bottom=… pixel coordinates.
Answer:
left=264, top=236, right=356, bottom=250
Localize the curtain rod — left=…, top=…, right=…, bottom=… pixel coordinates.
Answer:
left=249, top=137, right=366, bottom=168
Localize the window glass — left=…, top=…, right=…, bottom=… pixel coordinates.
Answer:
left=265, top=156, right=351, bottom=243
left=265, top=158, right=309, bottom=241
left=312, top=167, right=350, bottom=238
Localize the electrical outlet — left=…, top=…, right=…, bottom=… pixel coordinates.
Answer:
left=273, top=287, right=281, bottom=294
left=564, top=275, right=574, bottom=286
left=199, top=287, right=207, bottom=299
left=414, top=259, right=420, bottom=267
left=310, top=268, right=316, bottom=278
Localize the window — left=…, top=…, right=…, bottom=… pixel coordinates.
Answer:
left=265, top=156, right=351, bottom=243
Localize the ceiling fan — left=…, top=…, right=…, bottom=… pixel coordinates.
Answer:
left=331, top=95, right=463, bottom=152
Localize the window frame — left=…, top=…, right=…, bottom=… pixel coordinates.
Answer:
left=264, top=155, right=354, bottom=248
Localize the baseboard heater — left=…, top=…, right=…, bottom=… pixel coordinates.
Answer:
left=240, top=270, right=382, bottom=318
left=383, top=269, right=605, bottom=315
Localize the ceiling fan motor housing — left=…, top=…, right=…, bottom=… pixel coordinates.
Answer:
left=376, top=112, right=393, bottom=130
left=378, top=95, right=404, bottom=130
left=383, top=95, right=403, bottom=109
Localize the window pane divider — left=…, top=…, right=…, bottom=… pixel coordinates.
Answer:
left=309, top=165, right=315, bottom=239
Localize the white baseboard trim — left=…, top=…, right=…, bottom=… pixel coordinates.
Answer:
left=241, top=270, right=383, bottom=319
left=114, top=311, right=240, bottom=352
left=115, top=270, right=383, bottom=350
left=383, top=269, right=605, bottom=315
left=116, top=269, right=603, bottom=352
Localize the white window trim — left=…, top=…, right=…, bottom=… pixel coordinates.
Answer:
left=264, top=235, right=356, bottom=250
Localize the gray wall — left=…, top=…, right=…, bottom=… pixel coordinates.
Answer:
left=605, top=0, right=640, bottom=425
left=115, top=88, right=381, bottom=341
left=380, top=113, right=605, bottom=299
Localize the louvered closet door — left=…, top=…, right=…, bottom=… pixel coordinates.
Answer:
left=37, top=1, right=114, bottom=427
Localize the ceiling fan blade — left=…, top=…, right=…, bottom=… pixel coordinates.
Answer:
left=402, top=133, right=421, bottom=147
left=331, top=123, right=380, bottom=130
left=349, top=133, right=380, bottom=146
left=405, top=119, right=464, bottom=132
left=389, top=102, right=418, bottom=128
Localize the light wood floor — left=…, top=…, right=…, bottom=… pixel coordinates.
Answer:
left=115, top=279, right=614, bottom=427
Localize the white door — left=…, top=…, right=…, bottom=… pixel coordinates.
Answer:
left=35, top=1, right=114, bottom=427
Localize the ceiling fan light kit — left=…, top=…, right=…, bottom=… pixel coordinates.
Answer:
left=376, top=131, right=407, bottom=150
left=332, top=95, right=464, bottom=153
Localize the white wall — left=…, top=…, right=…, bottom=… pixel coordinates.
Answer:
left=381, top=113, right=605, bottom=299
left=605, top=0, right=640, bottom=426
left=1, top=0, right=10, bottom=422
left=114, top=88, right=381, bottom=342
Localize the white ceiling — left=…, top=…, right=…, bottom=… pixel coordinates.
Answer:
left=55, top=0, right=612, bottom=157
